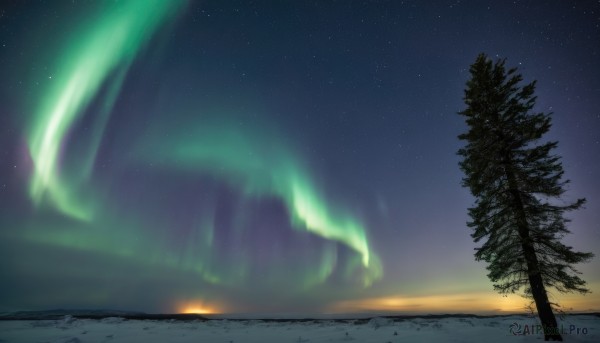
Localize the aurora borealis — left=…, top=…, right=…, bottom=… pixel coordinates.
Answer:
left=27, top=0, right=184, bottom=221
left=1, top=1, right=599, bottom=314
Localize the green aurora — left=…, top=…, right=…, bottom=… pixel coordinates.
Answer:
left=27, top=0, right=183, bottom=221
left=20, top=0, right=382, bottom=296
left=139, top=117, right=382, bottom=284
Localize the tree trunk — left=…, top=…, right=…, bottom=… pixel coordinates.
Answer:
left=518, top=229, right=562, bottom=341
left=505, top=167, right=563, bottom=341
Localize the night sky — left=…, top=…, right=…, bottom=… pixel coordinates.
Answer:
left=1, top=1, right=599, bottom=315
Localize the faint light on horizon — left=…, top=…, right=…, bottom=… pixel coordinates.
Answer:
left=329, top=292, right=531, bottom=314
left=328, top=287, right=600, bottom=314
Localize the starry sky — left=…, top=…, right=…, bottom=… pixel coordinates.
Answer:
left=0, top=1, right=599, bottom=315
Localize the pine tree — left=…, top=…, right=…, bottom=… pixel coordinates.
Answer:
left=457, top=53, right=593, bottom=341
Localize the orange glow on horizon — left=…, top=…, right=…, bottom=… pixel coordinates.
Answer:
left=181, top=307, right=212, bottom=314
left=173, top=282, right=600, bottom=315
left=176, top=300, right=219, bottom=315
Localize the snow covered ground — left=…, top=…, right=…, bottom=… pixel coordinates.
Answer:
left=0, top=314, right=598, bottom=342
